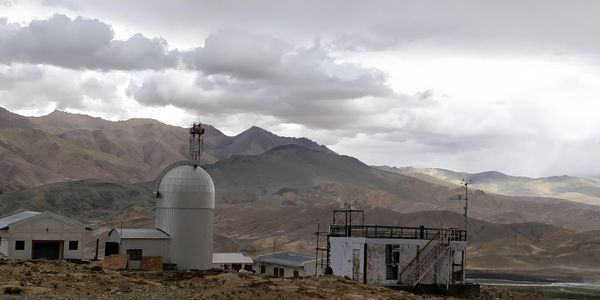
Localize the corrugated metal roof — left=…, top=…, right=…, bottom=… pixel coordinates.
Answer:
left=115, top=228, right=170, bottom=239
left=0, top=210, right=41, bottom=229
left=213, top=252, right=253, bottom=264
left=255, top=252, right=314, bottom=268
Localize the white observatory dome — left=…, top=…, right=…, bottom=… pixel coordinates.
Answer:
left=156, top=163, right=215, bottom=209
left=153, top=161, right=215, bottom=271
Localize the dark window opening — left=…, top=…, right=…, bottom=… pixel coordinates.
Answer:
left=104, top=242, right=119, bottom=256
left=293, top=270, right=299, bottom=278
left=232, top=263, right=241, bottom=271
left=385, top=244, right=400, bottom=280
left=68, top=241, right=78, bottom=250
left=260, top=265, right=266, bottom=274
left=15, top=240, right=25, bottom=250
left=126, top=249, right=142, bottom=261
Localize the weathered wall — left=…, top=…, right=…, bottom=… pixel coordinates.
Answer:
left=330, top=237, right=466, bottom=285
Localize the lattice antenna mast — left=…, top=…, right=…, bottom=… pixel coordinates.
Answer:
left=189, top=123, right=205, bottom=165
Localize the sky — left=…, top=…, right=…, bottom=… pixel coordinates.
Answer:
left=1, top=0, right=600, bottom=177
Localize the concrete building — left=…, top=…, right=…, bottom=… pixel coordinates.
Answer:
left=321, top=210, right=467, bottom=288
left=212, top=252, right=253, bottom=271
left=105, top=123, right=216, bottom=271
left=106, top=228, right=170, bottom=269
left=0, top=210, right=91, bottom=260
left=255, top=251, right=318, bottom=278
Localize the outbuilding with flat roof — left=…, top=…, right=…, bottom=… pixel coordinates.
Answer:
left=106, top=228, right=170, bottom=269
left=255, top=251, right=318, bottom=278
left=212, top=252, right=253, bottom=271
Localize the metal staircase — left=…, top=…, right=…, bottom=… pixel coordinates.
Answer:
left=399, top=229, right=453, bottom=286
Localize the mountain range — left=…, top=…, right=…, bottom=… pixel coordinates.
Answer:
left=379, top=166, right=600, bottom=206
left=1, top=107, right=600, bottom=278
left=0, top=107, right=329, bottom=192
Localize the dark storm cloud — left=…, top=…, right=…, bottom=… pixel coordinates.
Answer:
left=43, top=0, right=600, bottom=56
left=0, top=14, right=177, bottom=70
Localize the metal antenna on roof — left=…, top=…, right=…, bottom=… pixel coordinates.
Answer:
left=189, top=123, right=205, bottom=165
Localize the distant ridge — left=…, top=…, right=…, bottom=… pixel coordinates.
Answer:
left=378, top=165, right=600, bottom=206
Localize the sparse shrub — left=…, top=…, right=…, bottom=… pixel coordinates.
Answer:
left=3, top=286, right=24, bottom=295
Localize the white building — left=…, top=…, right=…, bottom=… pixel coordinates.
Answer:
left=106, top=228, right=170, bottom=269
left=212, top=252, right=253, bottom=271
left=255, top=251, right=318, bottom=278
left=105, top=124, right=218, bottom=271
left=0, top=210, right=91, bottom=260
left=106, top=160, right=216, bottom=271
left=326, top=210, right=467, bottom=287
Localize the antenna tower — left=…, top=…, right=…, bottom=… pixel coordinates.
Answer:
left=189, top=123, right=205, bottom=165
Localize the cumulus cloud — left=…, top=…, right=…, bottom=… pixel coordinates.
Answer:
left=131, top=30, right=398, bottom=129
left=0, top=14, right=177, bottom=70
left=0, top=63, right=129, bottom=115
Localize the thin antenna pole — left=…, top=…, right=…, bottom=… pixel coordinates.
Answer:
left=462, top=180, right=470, bottom=239
left=315, top=223, right=320, bottom=277
left=461, top=179, right=470, bottom=283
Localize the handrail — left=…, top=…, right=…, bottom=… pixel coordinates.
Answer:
left=398, top=230, right=442, bottom=280
left=398, top=228, right=455, bottom=286
left=329, top=225, right=466, bottom=241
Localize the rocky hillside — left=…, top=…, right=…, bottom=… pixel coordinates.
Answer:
left=0, top=107, right=331, bottom=192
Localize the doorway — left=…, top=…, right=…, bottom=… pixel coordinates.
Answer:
left=32, top=240, right=62, bottom=260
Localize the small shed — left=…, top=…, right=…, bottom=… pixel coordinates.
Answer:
left=255, top=251, right=317, bottom=278
left=0, top=210, right=91, bottom=260
left=106, top=228, right=170, bottom=269
left=212, top=252, right=253, bottom=271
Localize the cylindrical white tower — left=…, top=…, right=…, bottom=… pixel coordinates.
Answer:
left=154, top=161, right=215, bottom=270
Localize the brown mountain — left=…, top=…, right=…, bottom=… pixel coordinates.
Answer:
left=0, top=107, right=331, bottom=192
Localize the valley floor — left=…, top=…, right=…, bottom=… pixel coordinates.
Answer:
left=0, top=260, right=549, bottom=300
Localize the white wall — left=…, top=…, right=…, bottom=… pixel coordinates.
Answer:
left=330, top=237, right=466, bottom=285
left=255, top=262, right=305, bottom=278
left=4, top=214, right=89, bottom=260
left=106, top=231, right=171, bottom=270
left=120, top=239, right=170, bottom=261
left=0, top=237, right=8, bottom=257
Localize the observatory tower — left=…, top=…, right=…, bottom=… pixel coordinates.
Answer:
left=153, top=123, right=215, bottom=270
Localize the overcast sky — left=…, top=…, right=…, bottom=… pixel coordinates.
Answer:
left=2, top=0, right=600, bottom=177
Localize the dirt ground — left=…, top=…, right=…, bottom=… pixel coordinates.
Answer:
left=0, top=260, right=547, bottom=300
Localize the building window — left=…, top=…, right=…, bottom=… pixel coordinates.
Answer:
left=68, top=241, right=78, bottom=250
left=126, top=249, right=143, bottom=261
left=260, top=265, right=266, bottom=274
left=15, top=240, right=25, bottom=250
left=293, top=270, right=299, bottom=278
left=278, top=268, right=285, bottom=277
